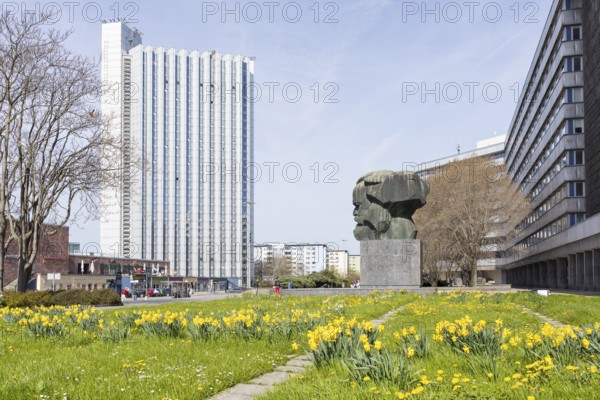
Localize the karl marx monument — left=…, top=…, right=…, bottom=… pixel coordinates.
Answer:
left=353, top=171, right=429, bottom=287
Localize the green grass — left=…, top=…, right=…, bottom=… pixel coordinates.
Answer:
left=505, top=291, right=600, bottom=325
left=0, top=335, right=288, bottom=399
left=259, top=292, right=600, bottom=400
left=4, top=291, right=600, bottom=399
left=0, top=292, right=419, bottom=399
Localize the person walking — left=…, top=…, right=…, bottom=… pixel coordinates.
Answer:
left=274, top=279, right=281, bottom=295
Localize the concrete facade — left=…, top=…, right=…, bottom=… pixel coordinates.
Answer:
left=504, top=213, right=600, bottom=291
left=502, top=0, right=600, bottom=292
left=360, top=240, right=421, bottom=287
left=584, top=0, right=600, bottom=217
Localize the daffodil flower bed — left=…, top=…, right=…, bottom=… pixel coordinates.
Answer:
left=0, top=291, right=418, bottom=399
left=259, top=291, right=600, bottom=400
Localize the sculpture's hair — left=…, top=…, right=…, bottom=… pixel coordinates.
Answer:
left=356, top=170, right=394, bottom=185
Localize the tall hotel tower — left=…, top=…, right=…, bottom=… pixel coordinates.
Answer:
left=100, top=21, right=254, bottom=287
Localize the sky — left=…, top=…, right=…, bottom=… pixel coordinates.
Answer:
left=17, top=0, right=554, bottom=255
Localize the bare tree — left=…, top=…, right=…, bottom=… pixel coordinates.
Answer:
left=262, top=256, right=293, bottom=279
left=414, top=157, right=530, bottom=287
left=0, top=12, right=120, bottom=292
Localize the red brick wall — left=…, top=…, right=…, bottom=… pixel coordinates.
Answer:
left=3, top=225, right=69, bottom=286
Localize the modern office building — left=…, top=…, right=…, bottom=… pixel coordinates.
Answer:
left=254, top=243, right=328, bottom=276
left=502, top=0, right=600, bottom=291
left=100, top=21, right=255, bottom=287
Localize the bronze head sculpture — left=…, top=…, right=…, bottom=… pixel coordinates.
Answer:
left=353, top=171, right=429, bottom=240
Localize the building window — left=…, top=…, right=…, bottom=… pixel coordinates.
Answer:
left=567, top=118, right=584, bottom=134
left=567, top=150, right=584, bottom=165
left=564, top=25, right=582, bottom=41
left=569, top=213, right=586, bottom=227
left=564, top=56, right=583, bottom=72
left=564, top=0, right=583, bottom=10
left=568, top=182, right=585, bottom=197
left=565, top=87, right=584, bottom=103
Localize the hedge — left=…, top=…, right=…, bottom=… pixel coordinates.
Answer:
left=1, top=289, right=122, bottom=308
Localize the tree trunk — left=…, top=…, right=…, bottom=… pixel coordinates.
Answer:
left=471, top=261, right=478, bottom=287
left=0, top=235, right=4, bottom=292
left=16, top=259, right=29, bottom=292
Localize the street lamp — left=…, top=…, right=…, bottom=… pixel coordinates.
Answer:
left=245, top=201, right=256, bottom=288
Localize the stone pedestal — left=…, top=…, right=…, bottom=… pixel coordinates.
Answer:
left=360, top=240, right=422, bottom=288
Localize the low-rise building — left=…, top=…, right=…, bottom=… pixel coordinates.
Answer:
left=3, top=225, right=170, bottom=292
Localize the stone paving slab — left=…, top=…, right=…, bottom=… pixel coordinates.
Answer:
left=276, top=365, right=305, bottom=374
left=519, top=305, right=565, bottom=327
left=210, top=384, right=270, bottom=400
left=287, top=358, right=312, bottom=367
left=249, top=371, right=291, bottom=385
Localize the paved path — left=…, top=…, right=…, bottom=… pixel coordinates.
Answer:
left=518, top=305, right=566, bottom=328
left=100, top=292, right=244, bottom=310
left=209, top=306, right=406, bottom=400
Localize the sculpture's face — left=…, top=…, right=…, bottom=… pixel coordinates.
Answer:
left=352, top=182, right=370, bottom=225
left=353, top=181, right=390, bottom=240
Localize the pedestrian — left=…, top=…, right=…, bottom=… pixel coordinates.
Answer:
left=254, top=279, right=259, bottom=295
left=274, top=279, right=281, bottom=295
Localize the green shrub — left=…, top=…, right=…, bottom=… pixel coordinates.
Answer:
left=3, top=290, right=53, bottom=307
left=2, top=289, right=122, bottom=307
left=279, top=275, right=316, bottom=289
left=307, top=270, right=344, bottom=288
left=89, top=289, right=122, bottom=306
left=51, top=290, right=92, bottom=306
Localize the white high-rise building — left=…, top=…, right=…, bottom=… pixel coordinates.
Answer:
left=100, top=22, right=254, bottom=287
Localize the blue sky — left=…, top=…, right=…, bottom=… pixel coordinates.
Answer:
left=28, top=0, right=553, bottom=255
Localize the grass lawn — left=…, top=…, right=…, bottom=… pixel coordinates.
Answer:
left=3, top=290, right=600, bottom=399
left=0, top=291, right=419, bottom=399
left=260, top=291, right=600, bottom=400
left=505, top=291, right=600, bottom=325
